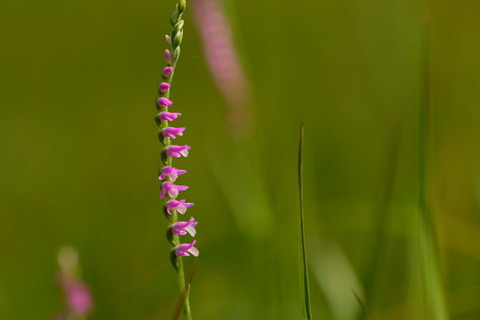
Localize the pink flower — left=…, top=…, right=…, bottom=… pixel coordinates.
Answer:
left=165, top=199, right=194, bottom=215
left=157, top=97, right=173, bottom=107
left=58, top=278, right=93, bottom=316
left=165, top=145, right=191, bottom=158
left=171, top=217, right=198, bottom=236
left=163, top=67, right=174, bottom=77
left=165, top=34, right=172, bottom=44
left=159, top=166, right=187, bottom=182
left=159, top=82, right=171, bottom=92
left=56, top=246, right=93, bottom=318
left=174, top=240, right=199, bottom=257
left=164, top=49, right=172, bottom=64
left=160, top=182, right=189, bottom=198
left=162, top=127, right=186, bottom=139
left=192, top=0, right=250, bottom=107
left=158, top=112, right=182, bottom=121
left=65, top=281, right=93, bottom=315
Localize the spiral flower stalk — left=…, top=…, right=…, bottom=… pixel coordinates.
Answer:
left=155, top=1, right=197, bottom=319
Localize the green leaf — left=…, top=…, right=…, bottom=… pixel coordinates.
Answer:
left=298, top=121, right=312, bottom=320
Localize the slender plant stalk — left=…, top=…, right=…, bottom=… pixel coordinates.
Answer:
left=357, top=125, right=401, bottom=320
left=298, top=121, right=312, bottom=320
left=155, top=1, right=194, bottom=319
left=172, top=263, right=198, bottom=320
left=417, top=2, right=449, bottom=319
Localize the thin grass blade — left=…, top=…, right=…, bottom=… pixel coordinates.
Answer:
left=298, top=120, right=312, bottom=320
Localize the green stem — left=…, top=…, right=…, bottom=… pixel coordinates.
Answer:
left=417, top=2, right=448, bottom=319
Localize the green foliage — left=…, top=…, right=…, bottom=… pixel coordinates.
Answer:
left=298, top=121, right=312, bottom=320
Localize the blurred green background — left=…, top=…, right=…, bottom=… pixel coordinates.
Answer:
left=2, top=0, right=480, bottom=319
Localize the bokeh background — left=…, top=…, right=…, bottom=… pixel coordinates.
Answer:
left=2, top=0, right=480, bottom=319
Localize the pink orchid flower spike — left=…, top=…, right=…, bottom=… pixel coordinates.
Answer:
left=159, top=166, right=187, bottom=182
left=160, top=182, right=189, bottom=199
left=164, top=50, right=172, bottom=64
left=159, top=82, right=171, bottom=93
left=157, top=97, right=173, bottom=107
left=163, top=66, right=174, bottom=77
left=162, top=127, right=186, bottom=139
left=158, top=112, right=182, bottom=121
left=174, top=240, right=199, bottom=257
left=171, top=217, right=198, bottom=236
left=165, top=199, right=194, bottom=215
left=165, top=145, right=191, bottom=158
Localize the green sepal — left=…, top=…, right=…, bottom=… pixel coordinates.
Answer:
left=177, top=0, right=186, bottom=13
left=173, top=47, right=181, bottom=63
left=166, top=227, right=175, bottom=245
left=173, top=30, right=183, bottom=49
left=170, top=7, right=179, bottom=27
left=161, top=150, right=168, bottom=165
left=170, top=250, right=179, bottom=270
left=173, top=20, right=184, bottom=35
left=158, top=129, right=166, bottom=145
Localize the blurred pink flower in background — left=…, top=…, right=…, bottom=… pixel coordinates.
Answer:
left=192, top=0, right=253, bottom=139
left=56, top=246, right=93, bottom=319
left=62, top=281, right=93, bottom=315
